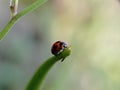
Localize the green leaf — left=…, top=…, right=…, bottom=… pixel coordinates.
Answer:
left=26, top=46, right=71, bottom=90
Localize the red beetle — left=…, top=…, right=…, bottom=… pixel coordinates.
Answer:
left=51, top=41, right=68, bottom=61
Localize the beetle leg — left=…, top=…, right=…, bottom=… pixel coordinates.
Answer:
left=61, top=58, right=65, bottom=62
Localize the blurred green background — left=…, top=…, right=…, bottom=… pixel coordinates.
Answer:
left=0, top=0, right=120, bottom=90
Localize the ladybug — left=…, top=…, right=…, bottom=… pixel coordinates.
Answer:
left=51, top=41, right=68, bottom=61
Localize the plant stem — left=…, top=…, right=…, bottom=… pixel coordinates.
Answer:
left=26, top=46, right=71, bottom=90
left=26, top=56, right=57, bottom=90
left=0, top=0, right=48, bottom=41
